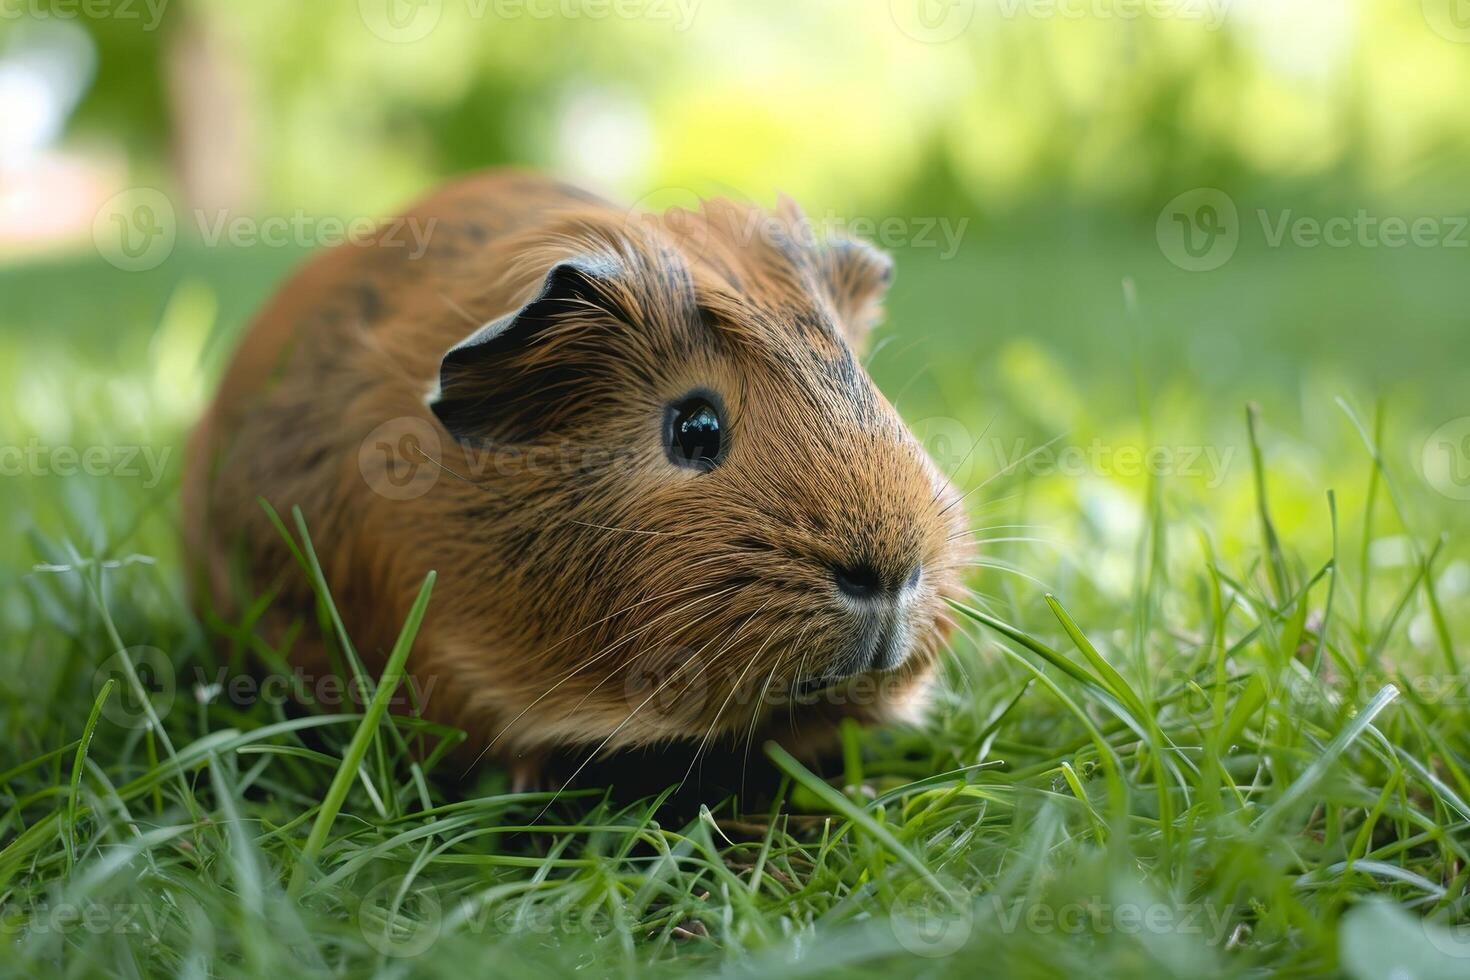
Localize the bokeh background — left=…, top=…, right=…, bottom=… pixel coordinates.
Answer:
left=2, top=0, right=1469, bottom=648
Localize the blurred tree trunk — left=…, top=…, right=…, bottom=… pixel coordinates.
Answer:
left=166, top=9, right=255, bottom=216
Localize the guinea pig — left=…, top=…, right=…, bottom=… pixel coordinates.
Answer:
left=182, top=171, right=971, bottom=784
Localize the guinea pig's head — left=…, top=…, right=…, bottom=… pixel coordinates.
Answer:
left=426, top=198, right=971, bottom=749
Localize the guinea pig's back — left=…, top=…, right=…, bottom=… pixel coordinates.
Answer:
left=199, top=171, right=608, bottom=437
left=182, top=170, right=611, bottom=622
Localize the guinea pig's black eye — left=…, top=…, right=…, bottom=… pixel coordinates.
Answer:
left=665, top=393, right=724, bottom=472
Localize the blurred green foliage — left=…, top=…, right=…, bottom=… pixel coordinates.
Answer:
left=7, top=0, right=1470, bottom=213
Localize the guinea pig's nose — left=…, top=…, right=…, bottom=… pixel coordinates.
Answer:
left=832, top=562, right=883, bottom=599
left=832, top=561, right=921, bottom=600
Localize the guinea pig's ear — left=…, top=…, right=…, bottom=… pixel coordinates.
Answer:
left=773, top=193, right=894, bottom=352
left=815, top=236, right=895, bottom=353
left=429, top=255, right=623, bottom=443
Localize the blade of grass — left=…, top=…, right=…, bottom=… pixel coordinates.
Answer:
left=288, top=570, right=435, bottom=895
left=1045, top=593, right=1175, bottom=843
left=1058, top=761, right=1107, bottom=843
left=1309, top=491, right=1340, bottom=678
left=1356, top=401, right=1383, bottom=642
left=1257, top=684, right=1399, bottom=833
left=946, top=599, right=1105, bottom=692
left=1338, top=399, right=1457, bottom=672
left=1247, top=403, right=1290, bottom=603
left=65, top=679, right=113, bottom=870
left=1044, top=595, right=1147, bottom=719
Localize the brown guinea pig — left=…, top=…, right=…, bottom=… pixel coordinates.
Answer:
left=182, top=170, right=971, bottom=783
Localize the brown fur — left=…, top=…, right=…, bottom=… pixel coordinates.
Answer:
left=182, top=171, right=971, bottom=776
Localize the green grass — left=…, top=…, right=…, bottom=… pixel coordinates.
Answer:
left=2, top=222, right=1468, bottom=978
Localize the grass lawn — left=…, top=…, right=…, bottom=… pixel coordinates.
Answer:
left=1, top=214, right=1468, bottom=977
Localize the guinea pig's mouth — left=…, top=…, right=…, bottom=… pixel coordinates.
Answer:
left=792, top=619, right=910, bottom=698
